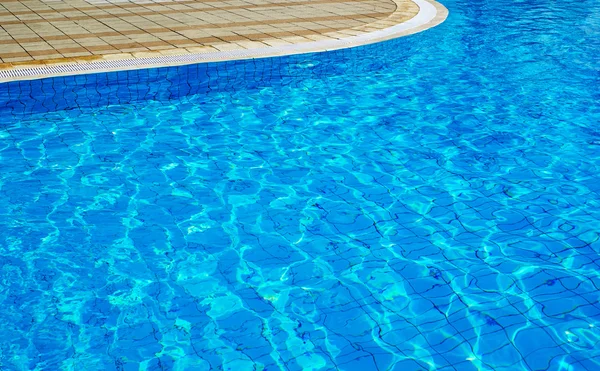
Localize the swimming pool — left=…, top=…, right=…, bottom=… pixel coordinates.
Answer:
left=1, top=0, right=600, bottom=369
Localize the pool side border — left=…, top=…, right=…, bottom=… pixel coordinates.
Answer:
left=0, top=0, right=448, bottom=83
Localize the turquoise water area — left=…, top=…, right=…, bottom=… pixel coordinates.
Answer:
left=1, top=0, right=600, bottom=369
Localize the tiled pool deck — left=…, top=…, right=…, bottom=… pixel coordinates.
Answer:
left=0, top=0, right=446, bottom=80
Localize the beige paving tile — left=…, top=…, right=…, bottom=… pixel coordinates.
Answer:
left=117, top=46, right=149, bottom=53
left=157, top=48, right=188, bottom=55
left=211, top=42, right=246, bottom=51
left=55, top=46, right=90, bottom=54
left=262, top=38, right=292, bottom=46
left=235, top=40, right=269, bottom=48
left=185, top=45, right=220, bottom=53
left=3, top=43, right=27, bottom=52
left=32, top=53, right=63, bottom=60
left=2, top=56, right=33, bottom=63
left=147, top=45, right=176, bottom=51
left=61, top=51, right=93, bottom=58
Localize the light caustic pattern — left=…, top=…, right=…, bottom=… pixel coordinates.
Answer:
left=1, top=0, right=600, bottom=369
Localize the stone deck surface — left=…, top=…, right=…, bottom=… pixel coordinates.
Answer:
left=0, top=0, right=421, bottom=68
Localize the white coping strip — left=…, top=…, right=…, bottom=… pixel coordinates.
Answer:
left=0, top=0, right=439, bottom=83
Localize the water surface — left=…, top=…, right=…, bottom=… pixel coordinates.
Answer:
left=1, top=0, right=600, bottom=369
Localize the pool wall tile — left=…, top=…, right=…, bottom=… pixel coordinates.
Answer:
left=0, top=41, right=394, bottom=117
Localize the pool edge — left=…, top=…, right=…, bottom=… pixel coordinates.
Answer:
left=0, top=0, right=448, bottom=83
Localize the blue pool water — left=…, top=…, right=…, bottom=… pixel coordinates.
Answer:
left=1, top=0, right=600, bottom=369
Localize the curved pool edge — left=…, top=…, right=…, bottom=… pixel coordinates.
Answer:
left=0, top=0, right=448, bottom=84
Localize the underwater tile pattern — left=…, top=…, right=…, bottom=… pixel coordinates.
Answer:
left=1, top=0, right=600, bottom=369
